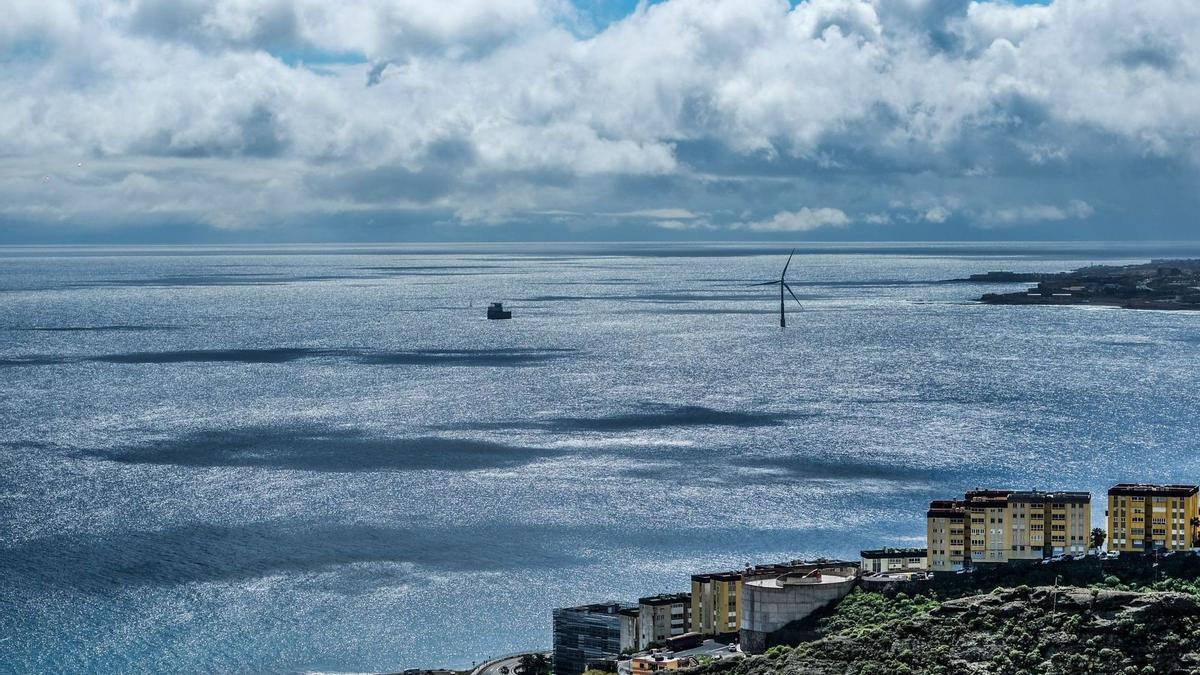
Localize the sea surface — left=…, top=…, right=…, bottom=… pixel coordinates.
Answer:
left=3, top=242, right=1200, bottom=672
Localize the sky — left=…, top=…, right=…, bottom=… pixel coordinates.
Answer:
left=1, top=0, right=1197, bottom=243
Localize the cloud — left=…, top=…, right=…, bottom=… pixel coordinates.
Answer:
left=1, top=0, right=1199, bottom=240
left=605, top=208, right=701, bottom=219
left=733, top=208, right=851, bottom=232
left=980, top=199, right=1094, bottom=226
left=923, top=206, right=951, bottom=223
left=653, top=219, right=716, bottom=231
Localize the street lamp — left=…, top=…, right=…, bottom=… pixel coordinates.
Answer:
left=1052, top=575, right=1063, bottom=616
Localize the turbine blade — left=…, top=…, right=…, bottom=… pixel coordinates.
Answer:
left=781, top=248, right=796, bottom=279
left=784, top=283, right=805, bottom=309
left=749, top=280, right=781, bottom=286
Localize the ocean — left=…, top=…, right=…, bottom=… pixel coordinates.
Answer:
left=2, top=242, right=1199, bottom=672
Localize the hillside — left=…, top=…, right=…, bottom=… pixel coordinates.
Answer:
left=694, top=586, right=1200, bottom=675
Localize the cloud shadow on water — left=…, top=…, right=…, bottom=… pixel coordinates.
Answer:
left=353, top=348, right=576, bottom=366
left=7, top=325, right=185, bottom=332
left=92, top=348, right=320, bottom=364
left=451, top=404, right=805, bottom=433
left=0, top=521, right=585, bottom=591
left=81, top=425, right=558, bottom=472
left=0, top=347, right=578, bottom=368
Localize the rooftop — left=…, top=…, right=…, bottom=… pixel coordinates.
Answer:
left=927, top=499, right=966, bottom=517
left=555, top=601, right=637, bottom=615
left=638, top=593, right=690, bottom=606
left=860, top=547, right=927, bottom=559
left=1009, top=490, right=1091, bottom=503
left=746, top=570, right=854, bottom=589
left=1109, top=484, right=1199, bottom=497
left=691, top=571, right=743, bottom=583
left=692, top=559, right=856, bottom=582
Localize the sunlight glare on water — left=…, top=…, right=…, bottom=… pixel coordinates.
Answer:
left=2, top=242, right=1199, bottom=671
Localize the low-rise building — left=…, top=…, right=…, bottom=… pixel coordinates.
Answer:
left=630, top=653, right=694, bottom=673
left=552, top=602, right=638, bottom=675
left=637, top=593, right=691, bottom=649
left=859, top=547, right=928, bottom=573
left=1107, top=484, right=1200, bottom=552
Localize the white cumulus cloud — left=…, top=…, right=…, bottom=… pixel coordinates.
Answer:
left=733, top=208, right=851, bottom=232
left=0, top=0, right=1197, bottom=239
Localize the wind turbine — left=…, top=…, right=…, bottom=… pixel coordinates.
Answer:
left=752, top=249, right=804, bottom=327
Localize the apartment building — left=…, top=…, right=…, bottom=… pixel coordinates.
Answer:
left=966, top=489, right=1012, bottom=564
left=1009, top=490, right=1091, bottom=559
left=928, top=489, right=1091, bottom=571
left=637, top=593, right=691, bottom=649
left=859, top=547, right=928, bottom=573
left=927, top=499, right=968, bottom=571
left=1107, top=484, right=1200, bottom=552
left=690, top=572, right=740, bottom=636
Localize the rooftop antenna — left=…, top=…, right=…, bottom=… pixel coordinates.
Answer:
left=752, top=248, right=803, bottom=327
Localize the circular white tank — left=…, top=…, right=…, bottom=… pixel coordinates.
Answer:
left=740, top=568, right=857, bottom=653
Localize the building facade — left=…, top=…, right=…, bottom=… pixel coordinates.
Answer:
left=927, top=499, right=968, bottom=572
left=552, top=602, right=638, bottom=675
left=1008, top=490, right=1091, bottom=559
left=690, top=572, right=741, bottom=636
left=859, top=547, right=928, bottom=573
left=1107, top=484, right=1200, bottom=552
left=927, top=489, right=1091, bottom=571
left=637, top=593, right=691, bottom=649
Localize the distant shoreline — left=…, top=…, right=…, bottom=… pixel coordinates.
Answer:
left=944, top=260, right=1200, bottom=311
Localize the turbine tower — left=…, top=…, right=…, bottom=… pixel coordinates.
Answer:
left=753, top=249, right=804, bottom=327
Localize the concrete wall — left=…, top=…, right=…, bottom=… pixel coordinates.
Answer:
left=739, top=572, right=856, bottom=653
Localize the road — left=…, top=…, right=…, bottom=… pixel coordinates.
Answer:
left=471, top=652, right=550, bottom=675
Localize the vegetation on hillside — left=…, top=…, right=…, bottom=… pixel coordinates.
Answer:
left=695, top=585, right=1200, bottom=675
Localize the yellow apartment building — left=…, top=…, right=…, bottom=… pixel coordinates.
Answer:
left=1107, top=484, right=1199, bottom=552
left=928, top=489, right=1091, bottom=571
left=966, top=490, right=1012, bottom=564
left=1008, top=490, right=1091, bottom=558
left=927, top=499, right=968, bottom=572
left=690, top=572, right=741, bottom=636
